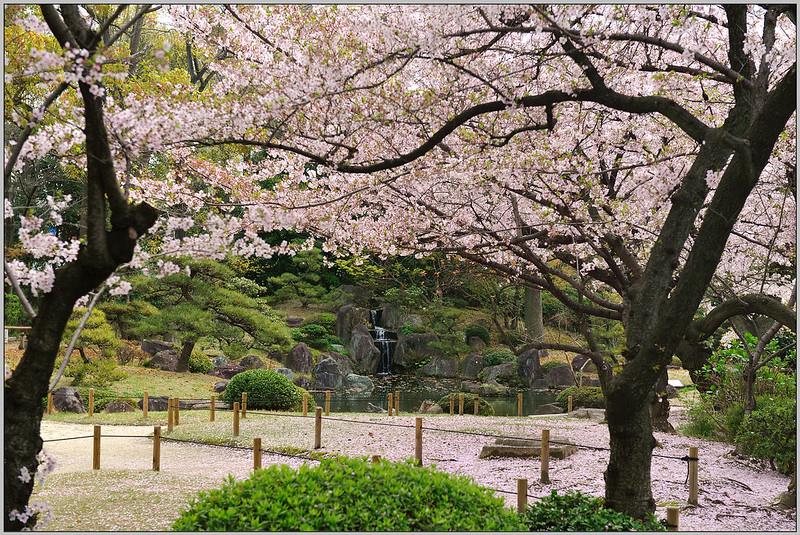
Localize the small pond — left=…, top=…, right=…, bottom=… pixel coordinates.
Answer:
left=309, top=375, right=557, bottom=416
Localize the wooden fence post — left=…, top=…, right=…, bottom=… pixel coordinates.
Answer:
left=47, top=392, right=54, bottom=414
left=540, top=429, right=550, bottom=484
left=153, top=426, right=161, bottom=471
left=174, top=397, right=180, bottom=426
left=167, top=398, right=174, bottom=432
left=517, top=478, right=527, bottom=513
left=415, top=417, right=423, bottom=466
left=517, top=393, right=523, bottom=417
left=314, top=407, right=322, bottom=449
left=688, top=446, right=699, bottom=505
left=302, top=392, right=308, bottom=417
left=253, top=438, right=262, bottom=470
left=449, top=393, right=455, bottom=416
left=568, top=395, right=573, bottom=413
left=388, top=393, right=393, bottom=416
left=89, top=388, right=94, bottom=417
left=474, top=395, right=479, bottom=416
left=325, top=391, right=331, bottom=416
left=210, top=395, right=215, bottom=421
left=92, top=425, right=101, bottom=470
left=143, top=390, right=148, bottom=419
left=459, top=393, right=464, bottom=415
left=233, top=402, right=240, bottom=436
left=394, top=390, right=399, bottom=415
left=666, top=507, right=679, bottom=531
left=242, top=392, right=247, bottom=419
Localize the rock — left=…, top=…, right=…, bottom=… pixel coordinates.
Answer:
left=287, top=342, right=314, bottom=374
left=418, top=400, right=443, bottom=414
left=571, top=354, right=596, bottom=372
left=777, top=489, right=796, bottom=511
left=208, top=364, right=246, bottom=379
left=52, top=387, right=85, bottom=413
left=570, top=408, right=606, bottom=421
left=286, top=317, right=303, bottom=328
left=104, top=401, right=136, bottom=413
left=210, top=355, right=229, bottom=368
left=664, top=383, right=679, bottom=399
left=483, top=361, right=517, bottom=386
left=467, top=336, right=487, bottom=351
left=148, top=349, right=180, bottom=372
left=138, top=396, right=170, bottom=411
left=418, top=355, right=458, bottom=378
left=141, top=340, right=173, bottom=356
left=460, top=380, right=481, bottom=394
left=460, top=353, right=486, bottom=379
left=349, top=325, right=380, bottom=375
left=530, top=378, right=550, bottom=390
left=213, top=381, right=228, bottom=394
left=325, top=351, right=354, bottom=376
left=366, top=402, right=386, bottom=413
left=313, top=358, right=344, bottom=390
left=274, top=368, right=294, bottom=381
left=344, top=373, right=374, bottom=393
left=578, top=377, right=602, bottom=388
left=532, top=403, right=566, bottom=415
left=398, top=314, right=424, bottom=328
left=380, top=302, right=404, bottom=330
left=517, top=348, right=543, bottom=384
left=393, top=333, right=441, bottom=371
left=239, top=354, right=264, bottom=370
left=293, top=375, right=314, bottom=390
left=478, top=384, right=502, bottom=397
left=335, top=305, right=370, bottom=345
left=544, top=365, right=574, bottom=388
left=480, top=437, right=577, bottom=459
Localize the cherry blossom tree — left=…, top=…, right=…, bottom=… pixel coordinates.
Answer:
left=5, top=4, right=796, bottom=525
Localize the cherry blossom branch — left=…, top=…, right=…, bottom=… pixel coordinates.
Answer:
left=3, top=261, right=37, bottom=319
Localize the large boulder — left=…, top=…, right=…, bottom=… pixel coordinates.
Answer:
left=398, top=314, right=424, bottom=328
left=393, top=333, right=441, bottom=371
left=324, top=351, right=354, bottom=377
left=148, top=349, right=179, bottom=372
left=104, top=400, right=136, bottom=413
left=208, top=364, right=246, bottom=380
left=460, top=353, right=486, bottom=379
left=571, top=354, right=596, bottom=373
left=349, top=325, right=380, bottom=375
left=344, top=373, right=374, bottom=393
left=335, top=305, right=370, bottom=345
left=141, top=340, right=173, bottom=356
left=293, top=375, right=314, bottom=390
left=287, top=343, right=315, bottom=374
left=483, top=361, right=517, bottom=386
left=380, top=302, right=404, bottom=330
left=544, top=365, right=575, bottom=388
left=460, top=380, right=481, bottom=394
left=517, top=348, right=543, bottom=385
left=366, top=402, right=386, bottom=413
left=138, top=395, right=170, bottom=411
left=418, top=400, right=443, bottom=414
left=313, top=358, right=344, bottom=390
left=417, top=355, right=458, bottom=378
left=532, top=403, right=566, bottom=415
left=52, top=387, right=85, bottom=413
left=213, top=382, right=228, bottom=394
left=274, top=368, right=294, bottom=381
left=468, top=336, right=487, bottom=352
left=239, top=354, right=265, bottom=370
left=209, top=355, right=229, bottom=368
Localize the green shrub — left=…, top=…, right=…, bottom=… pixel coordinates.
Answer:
left=4, top=291, right=30, bottom=326
left=172, top=457, right=523, bottom=531
left=681, top=397, right=723, bottom=439
left=61, top=307, right=120, bottom=357
left=522, top=490, right=665, bottom=531
left=115, top=342, right=149, bottom=366
left=72, top=386, right=117, bottom=412
left=188, top=350, right=214, bottom=374
left=301, top=313, right=337, bottom=333
left=556, top=386, right=605, bottom=410
left=220, top=369, right=302, bottom=410
left=401, top=322, right=428, bottom=335
left=481, top=347, right=515, bottom=367
left=735, top=397, right=796, bottom=475
left=291, top=324, right=342, bottom=350
left=436, top=393, right=495, bottom=416
left=540, top=360, right=565, bottom=375
left=68, top=359, right=127, bottom=388
left=464, top=323, right=491, bottom=347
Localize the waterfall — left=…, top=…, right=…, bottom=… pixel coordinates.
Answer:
left=370, top=310, right=393, bottom=375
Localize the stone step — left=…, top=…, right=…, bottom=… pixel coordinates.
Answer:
left=479, top=437, right=578, bottom=459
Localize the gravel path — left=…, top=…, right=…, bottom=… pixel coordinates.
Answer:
left=34, top=410, right=795, bottom=531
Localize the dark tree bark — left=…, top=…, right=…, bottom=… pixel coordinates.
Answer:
left=177, top=339, right=197, bottom=373
left=4, top=6, right=157, bottom=531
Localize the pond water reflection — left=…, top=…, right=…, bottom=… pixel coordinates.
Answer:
left=309, top=375, right=557, bottom=416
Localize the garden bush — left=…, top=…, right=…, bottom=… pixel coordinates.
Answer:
left=291, top=324, right=342, bottom=350
left=188, top=350, right=214, bottom=374
left=72, top=386, right=117, bottom=412
left=172, top=457, right=524, bottom=531
left=401, top=322, right=428, bottom=335
left=556, top=386, right=605, bottom=410
left=464, top=323, right=491, bottom=347
left=522, top=490, right=665, bottom=531
left=220, top=369, right=302, bottom=410
left=481, top=347, right=515, bottom=367
left=436, top=393, right=495, bottom=416
left=115, top=341, right=149, bottom=366
left=67, top=359, right=127, bottom=388
left=301, top=313, right=337, bottom=333
left=735, top=396, right=796, bottom=475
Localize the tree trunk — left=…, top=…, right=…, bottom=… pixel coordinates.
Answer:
left=743, top=365, right=757, bottom=414
left=177, top=339, right=196, bottom=373
left=651, top=368, right=674, bottom=432
left=604, top=388, right=658, bottom=518
left=523, top=286, right=548, bottom=358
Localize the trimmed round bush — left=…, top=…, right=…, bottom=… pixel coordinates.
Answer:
left=464, top=323, right=491, bottom=347
left=437, top=393, right=495, bottom=416
left=481, top=347, right=515, bottom=366
left=522, top=490, right=665, bottom=531
left=220, top=369, right=302, bottom=410
left=301, top=312, right=337, bottom=333
left=188, top=350, right=214, bottom=374
left=172, top=457, right=524, bottom=531
left=556, top=386, right=605, bottom=410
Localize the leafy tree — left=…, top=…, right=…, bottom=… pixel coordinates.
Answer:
left=60, top=307, right=120, bottom=361
left=132, top=258, right=294, bottom=371
left=265, top=247, right=330, bottom=307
